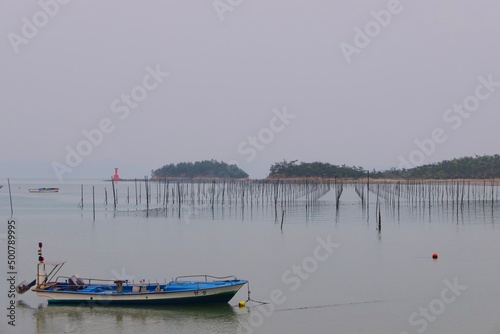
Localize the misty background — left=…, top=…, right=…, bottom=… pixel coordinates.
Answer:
left=1, top=0, right=499, bottom=179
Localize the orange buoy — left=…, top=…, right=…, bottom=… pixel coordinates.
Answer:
left=432, top=253, right=438, bottom=259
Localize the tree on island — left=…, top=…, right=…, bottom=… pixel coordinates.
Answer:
left=379, top=154, right=500, bottom=179
left=268, top=155, right=500, bottom=179
left=268, top=160, right=367, bottom=178
left=152, top=160, right=248, bottom=179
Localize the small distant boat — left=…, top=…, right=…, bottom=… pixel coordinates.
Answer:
left=17, top=243, right=248, bottom=306
left=28, top=188, right=59, bottom=193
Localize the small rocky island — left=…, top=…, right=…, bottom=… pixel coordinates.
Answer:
left=151, top=160, right=249, bottom=179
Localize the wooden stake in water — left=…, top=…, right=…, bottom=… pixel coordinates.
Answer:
left=111, top=177, right=117, bottom=210
left=8, top=178, right=14, bottom=216
left=280, top=210, right=285, bottom=230
left=135, top=178, right=138, bottom=205
left=378, top=203, right=382, bottom=232
left=177, top=182, right=181, bottom=218
left=366, top=172, right=370, bottom=221
left=80, top=184, right=84, bottom=210
left=92, top=186, right=96, bottom=221
left=145, top=177, right=149, bottom=214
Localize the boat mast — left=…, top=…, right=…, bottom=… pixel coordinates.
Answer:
left=36, top=242, right=46, bottom=288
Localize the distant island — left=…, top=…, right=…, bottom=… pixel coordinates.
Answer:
left=383, top=154, right=500, bottom=179
left=269, top=155, right=500, bottom=180
left=149, top=155, right=500, bottom=180
left=151, top=160, right=248, bottom=179
left=268, top=160, right=367, bottom=179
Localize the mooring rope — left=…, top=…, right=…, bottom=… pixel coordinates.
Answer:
left=233, top=282, right=268, bottom=307
left=275, top=299, right=386, bottom=312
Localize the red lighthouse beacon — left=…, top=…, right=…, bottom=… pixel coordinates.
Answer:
left=113, top=168, right=120, bottom=181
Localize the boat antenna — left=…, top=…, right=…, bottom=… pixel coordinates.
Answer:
left=38, top=242, right=44, bottom=263
left=37, top=242, right=46, bottom=287
left=15, top=242, right=42, bottom=294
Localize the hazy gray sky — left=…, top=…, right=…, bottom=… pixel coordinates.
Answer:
left=1, top=0, right=499, bottom=179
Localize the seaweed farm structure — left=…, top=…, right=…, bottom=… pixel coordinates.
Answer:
left=78, top=177, right=500, bottom=224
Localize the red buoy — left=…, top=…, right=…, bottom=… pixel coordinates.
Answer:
left=432, top=253, right=438, bottom=259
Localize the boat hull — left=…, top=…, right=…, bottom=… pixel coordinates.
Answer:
left=35, top=280, right=247, bottom=306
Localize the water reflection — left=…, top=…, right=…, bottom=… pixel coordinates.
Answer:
left=31, top=303, right=240, bottom=333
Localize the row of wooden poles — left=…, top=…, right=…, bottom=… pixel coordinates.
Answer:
left=79, top=178, right=334, bottom=220
left=354, top=179, right=499, bottom=209
left=79, top=178, right=500, bottom=222
left=355, top=179, right=500, bottom=231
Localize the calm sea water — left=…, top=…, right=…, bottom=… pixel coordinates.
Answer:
left=1, top=179, right=500, bottom=334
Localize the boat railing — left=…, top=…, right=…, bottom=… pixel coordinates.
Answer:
left=55, top=275, right=121, bottom=285
left=55, top=276, right=167, bottom=287
left=174, top=274, right=238, bottom=282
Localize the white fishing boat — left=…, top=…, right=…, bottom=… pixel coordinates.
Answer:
left=28, top=188, right=60, bottom=193
left=17, top=243, right=248, bottom=306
